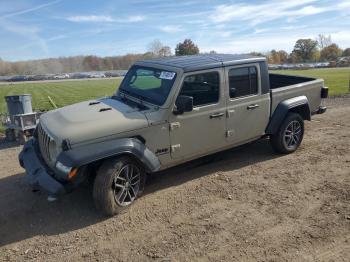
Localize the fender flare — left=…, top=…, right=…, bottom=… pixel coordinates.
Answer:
left=56, top=138, right=161, bottom=173
left=266, top=96, right=310, bottom=135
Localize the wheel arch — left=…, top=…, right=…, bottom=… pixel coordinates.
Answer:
left=57, top=138, right=161, bottom=173
left=266, top=96, right=310, bottom=135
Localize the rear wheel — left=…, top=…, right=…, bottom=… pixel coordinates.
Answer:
left=270, top=112, right=304, bottom=154
left=93, top=156, right=146, bottom=216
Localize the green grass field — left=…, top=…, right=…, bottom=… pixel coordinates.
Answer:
left=0, top=79, right=122, bottom=113
left=274, top=68, right=350, bottom=96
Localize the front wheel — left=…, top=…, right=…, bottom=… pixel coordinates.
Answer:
left=270, top=112, right=304, bottom=154
left=93, top=156, right=146, bottom=216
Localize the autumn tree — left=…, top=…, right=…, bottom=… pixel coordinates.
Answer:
left=316, top=34, right=332, bottom=49
left=250, top=52, right=265, bottom=57
left=267, top=50, right=289, bottom=64
left=147, top=40, right=172, bottom=57
left=320, top=44, right=343, bottom=61
left=278, top=50, right=289, bottom=63
left=148, top=39, right=163, bottom=57
left=82, top=56, right=100, bottom=71
left=291, top=39, right=319, bottom=62
left=158, top=46, right=172, bottom=57
left=175, top=39, right=199, bottom=56
left=312, top=50, right=321, bottom=62
left=343, top=48, right=350, bottom=57
left=268, top=50, right=280, bottom=64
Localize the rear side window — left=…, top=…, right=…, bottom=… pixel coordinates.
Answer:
left=229, top=66, right=258, bottom=98
left=179, top=72, right=220, bottom=107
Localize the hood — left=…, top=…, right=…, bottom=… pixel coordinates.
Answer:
left=40, top=98, right=149, bottom=145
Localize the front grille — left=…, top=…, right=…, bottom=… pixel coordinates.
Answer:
left=37, top=123, right=55, bottom=163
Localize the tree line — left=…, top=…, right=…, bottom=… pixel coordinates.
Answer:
left=0, top=35, right=349, bottom=76
left=260, top=35, right=349, bottom=64
left=0, top=54, right=148, bottom=76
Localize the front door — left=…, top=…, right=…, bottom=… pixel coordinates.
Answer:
left=225, top=64, right=270, bottom=144
left=169, top=69, right=227, bottom=159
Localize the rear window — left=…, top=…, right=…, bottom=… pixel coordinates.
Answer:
left=229, top=66, right=258, bottom=98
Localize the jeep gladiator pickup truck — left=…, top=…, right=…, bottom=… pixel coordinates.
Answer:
left=19, top=54, right=328, bottom=215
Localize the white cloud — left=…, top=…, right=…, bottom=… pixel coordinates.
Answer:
left=254, top=28, right=271, bottom=34
left=47, top=34, right=68, bottom=42
left=125, top=15, right=145, bottom=22
left=66, top=15, right=145, bottom=23
left=294, top=6, right=325, bottom=15
left=221, top=31, right=232, bottom=38
left=66, top=15, right=115, bottom=22
left=0, top=0, right=61, bottom=19
left=338, top=0, right=350, bottom=8
left=159, top=25, right=182, bottom=33
left=209, top=0, right=327, bottom=25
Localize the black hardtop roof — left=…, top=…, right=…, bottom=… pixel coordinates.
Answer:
left=136, top=54, right=266, bottom=72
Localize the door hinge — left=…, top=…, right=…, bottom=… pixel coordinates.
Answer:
left=169, top=122, right=181, bottom=131
left=171, top=144, right=181, bottom=152
left=227, top=109, right=235, bottom=118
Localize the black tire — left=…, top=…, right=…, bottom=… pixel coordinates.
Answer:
left=5, top=129, right=16, bottom=142
left=93, top=156, right=146, bottom=216
left=270, top=112, right=304, bottom=154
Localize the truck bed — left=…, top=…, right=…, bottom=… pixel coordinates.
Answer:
left=269, top=73, right=324, bottom=114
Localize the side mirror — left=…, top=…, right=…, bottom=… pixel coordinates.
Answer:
left=174, top=95, right=193, bottom=115
left=230, top=87, right=236, bottom=97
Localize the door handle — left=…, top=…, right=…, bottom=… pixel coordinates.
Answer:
left=210, top=112, right=225, bottom=119
left=247, top=104, right=259, bottom=110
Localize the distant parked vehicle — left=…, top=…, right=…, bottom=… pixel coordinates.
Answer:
left=8, top=75, right=28, bottom=82
left=337, top=57, right=350, bottom=67
left=105, top=71, right=119, bottom=77
left=71, top=72, right=90, bottom=79
left=105, top=70, right=128, bottom=77
left=89, top=72, right=106, bottom=78
left=32, top=75, right=48, bottom=81
left=53, top=74, right=69, bottom=79
left=0, top=76, right=12, bottom=82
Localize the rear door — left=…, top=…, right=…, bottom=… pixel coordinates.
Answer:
left=225, top=64, right=270, bottom=144
left=169, top=69, right=227, bottom=159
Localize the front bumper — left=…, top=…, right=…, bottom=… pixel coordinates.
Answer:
left=19, top=139, right=65, bottom=196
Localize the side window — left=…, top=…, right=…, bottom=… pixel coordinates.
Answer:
left=229, top=66, right=258, bottom=98
left=179, top=72, right=220, bottom=107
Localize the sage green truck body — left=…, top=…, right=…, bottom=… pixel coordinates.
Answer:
left=19, top=54, right=327, bottom=196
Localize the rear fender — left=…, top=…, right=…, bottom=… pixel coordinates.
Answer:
left=266, top=96, right=310, bottom=135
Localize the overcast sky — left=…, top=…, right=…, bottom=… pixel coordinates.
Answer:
left=0, top=0, right=349, bottom=61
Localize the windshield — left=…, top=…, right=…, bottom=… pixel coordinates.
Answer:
left=118, top=65, right=177, bottom=106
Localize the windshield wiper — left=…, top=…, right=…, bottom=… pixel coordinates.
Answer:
left=119, top=88, right=146, bottom=106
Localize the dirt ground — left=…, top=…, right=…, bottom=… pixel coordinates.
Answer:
left=0, top=98, right=349, bottom=262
